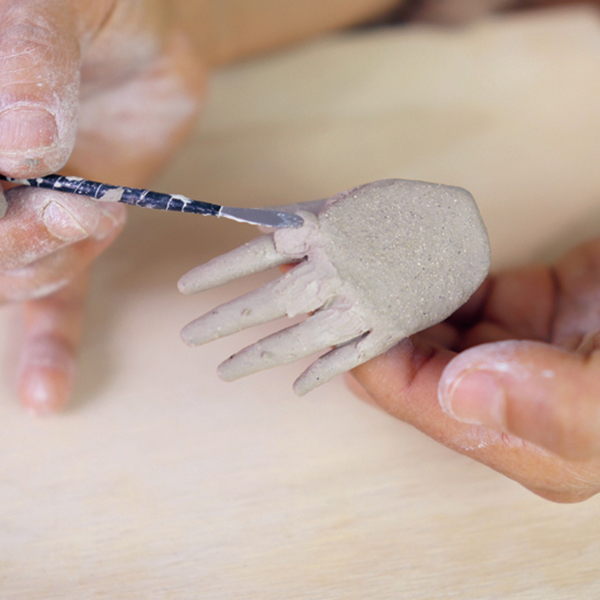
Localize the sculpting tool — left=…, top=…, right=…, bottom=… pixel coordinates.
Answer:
left=0, top=174, right=304, bottom=229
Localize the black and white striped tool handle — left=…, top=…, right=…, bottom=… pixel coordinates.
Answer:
left=0, top=174, right=303, bottom=229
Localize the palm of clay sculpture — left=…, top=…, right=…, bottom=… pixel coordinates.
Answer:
left=179, top=179, right=490, bottom=395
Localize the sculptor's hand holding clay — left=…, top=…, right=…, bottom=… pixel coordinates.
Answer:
left=0, top=0, right=523, bottom=415
left=351, top=239, right=600, bottom=503
left=2, top=0, right=596, bottom=420
left=0, top=0, right=205, bottom=414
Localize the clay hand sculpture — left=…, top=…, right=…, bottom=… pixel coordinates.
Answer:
left=178, top=179, right=490, bottom=394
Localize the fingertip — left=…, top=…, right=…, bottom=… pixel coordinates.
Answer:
left=438, top=340, right=600, bottom=460
left=177, top=277, right=190, bottom=294
left=437, top=340, right=530, bottom=429
left=0, top=117, right=74, bottom=178
left=438, top=341, right=519, bottom=402
left=177, top=265, right=202, bottom=294
left=180, top=324, right=201, bottom=347
left=0, top=92, right=77, bottom=176
left=19, top=364, right=73, bottom=416
left=18, top=335, right=75, bottom=415
left=0, top=15, right=80, bottom=177
left=438, top=368, right=507, bottom=430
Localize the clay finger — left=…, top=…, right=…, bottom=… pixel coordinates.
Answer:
left=181, top=256, right=341, bottom=346
left=178, top=235, right=289, bottom=294
left=218, top=308, right=368, bottom=381
left=294, top=334, right=398, bottom=396
left=180, top=277, right=294, bottom=346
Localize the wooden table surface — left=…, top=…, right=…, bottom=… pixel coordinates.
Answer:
left=2, top=6, right=600, bottom=598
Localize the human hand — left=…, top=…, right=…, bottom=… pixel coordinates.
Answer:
left=0, top=0, right=205, bottom=413
left=350, top=239, right=600, bottom=502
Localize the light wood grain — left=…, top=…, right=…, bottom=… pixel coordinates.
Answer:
left=1, top=6, right=600, bottom=598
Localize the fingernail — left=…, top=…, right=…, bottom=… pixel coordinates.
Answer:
left=441, top=370, right=507, bottom=429
left=0, top=106, right=58, bottom=152
left=43, top=201, right=91, bottom=242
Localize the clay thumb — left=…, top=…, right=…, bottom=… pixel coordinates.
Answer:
left=438, top=340, right=600, bottom=461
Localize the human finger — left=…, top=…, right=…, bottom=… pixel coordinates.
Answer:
left=0, top=0, right=82, bottom=176
left=71, top=25, right=206, bottom=185
left=18, top=272, right=88, bottom=415
left=0, top=186, right=118, bottom=271
left=418, top=322, right=460, bottom=349
left=439, top=340, right=600, bottom=461
left=13, top=199, right=124, bottom=413
left=552, top=239, right=600, bottom=350
left=352, top=339, right=600, bottom=502
left=477, top=267, right=556, bottom=341
left=0, top=200, right=125, bottom=302
left=446, top=277, right=491, bottom=328
left=457, top=267, right=556, bottom=349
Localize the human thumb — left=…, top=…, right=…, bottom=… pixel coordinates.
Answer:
left=0, top=1, right=80, bottom=177
left=438, top=340, right=600, bottom=460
